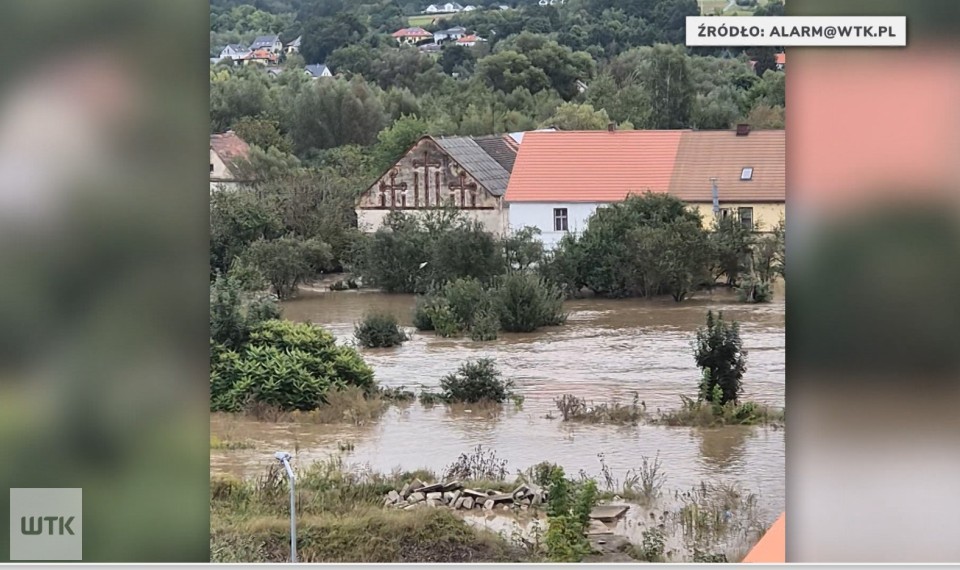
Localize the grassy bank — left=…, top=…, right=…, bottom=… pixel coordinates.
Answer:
left=210, top=456, right=532, bottom=563
left=211, top=447, right=769, bottom=563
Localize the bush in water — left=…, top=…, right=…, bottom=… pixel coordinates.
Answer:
left=439, top=358, right=515, bottom=404
left=694, top=310, right=746, bottom=405
left=211, top=320, right=374, bottom=412
left=354, top=312, right=408, bottom=348
left=496, top=272, right=567, bottom=333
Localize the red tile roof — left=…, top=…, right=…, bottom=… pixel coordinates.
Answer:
left=392, top=27, right=432, bottom=38
left=210, top=131, right=251, bottom=165
left=505, top=130, right=686, bottom=203
left=505, top=129, right=785, bottom=204
left=457, top=34, right=482, bottom=43
left=669, top=130, right=785, bottom=202
left=775, top=52, right=785, bottom=66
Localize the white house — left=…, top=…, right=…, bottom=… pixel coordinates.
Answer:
left=304, top=63, right=333, bottom=78
left=249, top=35, right=283, bottom=53
left=424, top=2, right=464, bottom=13
left=218, top=44, right=249, bottom=62
left=434, top=26, right=467, bottom=43
left=210, top=131, right=253, bottom=192
left=505, top=128, right=786, bottom=248
left=285, top=36, right=302, bottom=54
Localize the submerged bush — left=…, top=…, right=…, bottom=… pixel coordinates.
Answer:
left=496, top=272, right=566, bottom=333
left=354, top=312, right=408, bottom=348
left=211, top=320, right=375, bottom=412
left=736, top=275, right=773, bottom=303
left=694, top=311, right=746, bottom=405
left=439, top=358, right=515, bottom=403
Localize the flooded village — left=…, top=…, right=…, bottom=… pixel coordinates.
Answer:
left=210, top=0, right=786, bottom=563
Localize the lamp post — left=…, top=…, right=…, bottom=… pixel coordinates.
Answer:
left=274, top=451, right=296, bottom=563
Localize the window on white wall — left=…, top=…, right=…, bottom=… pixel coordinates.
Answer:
left=739, top=207, right=754, bottom=230
left=553, top=208, right=568, bottom=232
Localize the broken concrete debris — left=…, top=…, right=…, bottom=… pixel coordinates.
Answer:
left=381, top=479, right=549, bottom=511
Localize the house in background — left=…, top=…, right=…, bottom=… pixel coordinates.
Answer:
left=218, top=44, right=250, bottom=62
left=392, top=27, right=434, bottom=45
left=210, top=131, right=253, bottom=192
left=243, top=48, right=279, bottom=65
left=434, top=26, right=467, bottom=43
left=249, top=35, right=283, bottom=53
left=285, top=36, right=302, bottom=54
left=775, top=52, right=785, bottom=71
left=356, top=134, right=519, bottom=236
left=505, top=127, right=784, bottom=248
left=424, top=2, right=465, bottom=13
left=456, top=34, right=486, bottom=47
left=304, top=63, right=333, bottom=78
left=668, top=126, right=785, bottom=232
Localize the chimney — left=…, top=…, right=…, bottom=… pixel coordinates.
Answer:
left=736, top=123, right=750, bottom=136
left=607, top=122, right=616, bottom=133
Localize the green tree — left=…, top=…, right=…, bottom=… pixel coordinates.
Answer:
left=475, top=51, right=551, bottom=95
left=543, top=102, right=611, bottom=130
left=210, top=190, right=284, bottom=278
left=630, top=217, right=712, bottom=302
left=503, top=226, right=546, bottom=270
left=373, top=114, right=428, bottom=171
left=244, top=237, right=334, bottom=299
left=232, top=144, right=303, bottom=181
left=230, top=116, right=293, bottom=154
left=741, top=103, right=784, bottom=129
left=439, top=44, right=476, bottom=75
left=694, top=310, right=747, bottom=405
left=711, top=215, right=755, bottom=285
left=300, top=12, right=367, bottom=64
left=288, top=77, right=386, bottom=153
left=635, top=44, right=693, bottom=129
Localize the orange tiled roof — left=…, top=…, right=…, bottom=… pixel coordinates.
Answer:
left=457, top=34, right=480, bottom=43
left=505, top=130, right=686, bottom=203
left=669, top=130, right=785, bottom=202
left=210, top=131, right=251, bottom=165
left=776, top=52, right=786, bottom=65
left=393, top=27, right=432, bottom=38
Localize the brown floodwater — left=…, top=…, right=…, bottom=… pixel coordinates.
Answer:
left=211, top=286, right=785, bottom=532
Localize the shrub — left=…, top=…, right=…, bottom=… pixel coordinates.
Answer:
left=497, top=272, right=567, bottom=333
left=736, top=275, right=773, bottom=303
left=444, top=444, right=509, bottom=481
left=470, top=308, right=500, bottom=341
left=554, top=393, right=644, bottom=424
left=210, top=320, right=375, bottom=412
left=439, top=358, right=515, bottom=403
left=210, top=272, right=280, bottom=350
left=329, top=280, right=348, bottom=291
left=694, top=311, right=747, bottom=405
left=442, top=277, right=494, bottom=330
left=354, top=312, right=408, bottom=348
left=412, top=295, right=437, bottom=331
left=544, top=466, right=598, bottom=562
left=245, top=236, right=334, bottom=299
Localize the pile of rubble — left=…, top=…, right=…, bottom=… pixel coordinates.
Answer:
left=383, top=479, right=547, bottom=511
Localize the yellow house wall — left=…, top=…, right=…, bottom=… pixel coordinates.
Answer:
left=690, top=202, right=785, bottom=232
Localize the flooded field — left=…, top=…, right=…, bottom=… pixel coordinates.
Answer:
left=211, top=287, right=785, bottom=530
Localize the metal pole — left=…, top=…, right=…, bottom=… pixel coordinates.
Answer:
left=274, top=451, right=296, bottom=563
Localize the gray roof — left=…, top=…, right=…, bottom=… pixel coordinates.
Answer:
left=250, top=35, right=280, bottom=48
left=473, top=135, right=517, bottom=173
left=435, top=136, right=511, bottom=197
left=437, top=26, right=467, bottom=34
left=304, top=64, right=329, bottom=77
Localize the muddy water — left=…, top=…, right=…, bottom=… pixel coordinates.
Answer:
left=212, top=287, right=784, bottom=526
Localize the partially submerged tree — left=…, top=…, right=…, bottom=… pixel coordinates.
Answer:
left=694, top=311, right=747, bottom=405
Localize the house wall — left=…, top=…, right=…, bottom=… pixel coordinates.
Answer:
left=508, top=202, right=604, bottom=249
left=509, top=200, right=786, bottom=249
left=691, top=202, right=785, bottom=232
left=210, top=150, right=233, bottom=183
left=356, top=137, right=507, bottom=235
